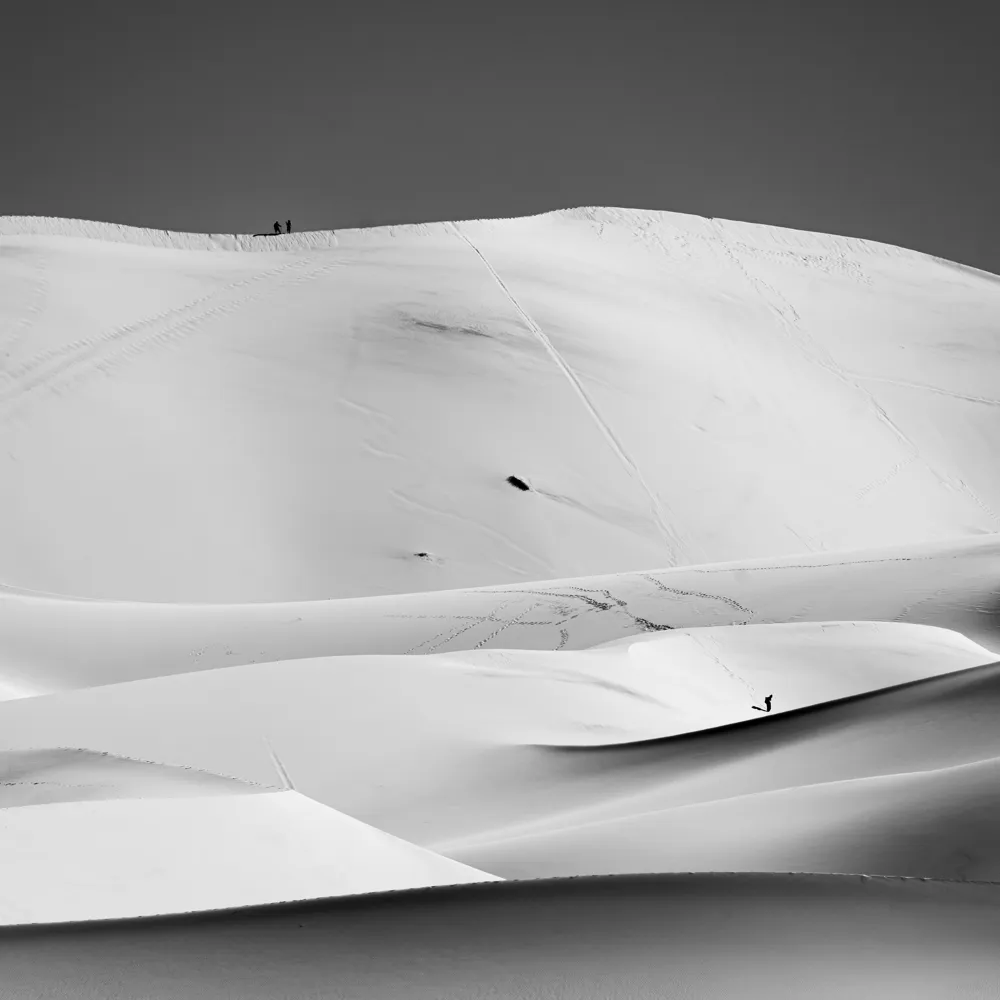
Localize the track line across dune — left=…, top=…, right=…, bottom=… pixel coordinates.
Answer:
left=0, top=251, right=49, bottom=365
left=0, top=255, right=346, bottom=423
left=449, top=222, right=683, bottom=566
left=5, top=256, right=312, bottom=389
left=849, top=374, right=1000, bottom=408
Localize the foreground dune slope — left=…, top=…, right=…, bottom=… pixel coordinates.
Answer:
left=0, top=788, right=497, bottom=924
left=2, top=210, right=1000, bottom=602
left=0, top=874, right=997, bottom=999
left=2, top=534, right=998, bottom=697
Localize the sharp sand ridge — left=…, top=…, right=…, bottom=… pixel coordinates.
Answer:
left=1, top=208, right=999, bottom=995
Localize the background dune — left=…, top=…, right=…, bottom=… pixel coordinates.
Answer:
left=2, top=210, right=999, bottom=603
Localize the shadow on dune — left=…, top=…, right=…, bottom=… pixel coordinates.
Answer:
left=0, top=873, right=997, bottom=999
left=540, top=658, right=1000, bottom=763
left=429, top=661, right=1000, bottom=883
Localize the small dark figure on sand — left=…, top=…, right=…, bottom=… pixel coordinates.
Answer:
left=752, top=694, right=773, bottom=713
left=274, top=221, right=282, bottom=235
left=286, top=219, right=292, bottom=234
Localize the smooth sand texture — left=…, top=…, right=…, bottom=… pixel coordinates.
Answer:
left=1, top=210, right=1000, bottom=995
left=0, top=790, right=498, bottom=924
left=0, top=875, right=998, bottom=999
left=2, top=210, right=999, bottom=603
left=0, top=747, right=258, bottom=807
left=0, top=623, right=1000, bottom=877
left=2, top=534, right=998, bottom=698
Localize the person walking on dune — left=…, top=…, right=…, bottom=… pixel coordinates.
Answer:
left=752, top=694, right=773, bottom=713
left=286, top=219, right=292, bottom=234
left=273, top=221, right=282, bottom=235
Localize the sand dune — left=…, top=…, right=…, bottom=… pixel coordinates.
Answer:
left=456, top=755, right=1000, bottom=882
left=2, top=210, right=999, bottom=603
left=0, top=874, right=997, bottom=998
left=0, top=787, right=497, bottom=924
left=1, top=210, right=1000, bottom=993
left=445, top=659, right=1000, bottom=845
left=0, top=625, right=994, bottom=859
left=1, top=534, right=998, bottom=699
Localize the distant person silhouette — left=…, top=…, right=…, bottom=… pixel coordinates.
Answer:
left=752, top=694, right=773, bottom=713
left=274, top=221, right=282, bottom=235
left=286, top=219, right=292, bottom=234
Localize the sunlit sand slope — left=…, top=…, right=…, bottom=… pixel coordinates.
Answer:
left=1, top=632, right=997, bottom=881
left=0, top=747, right=256, bottom=807
left=2, top=209, right=999, bottom=601
left=0, top=874, right=997, bottom=999
left=1, top=535, right=997, bottom=698
left=0, top=789, right=497, bottom=924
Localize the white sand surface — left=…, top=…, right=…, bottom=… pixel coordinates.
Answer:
left=2, top=210, right=999, bottom=603
left=446, top=660, right=1000, bottom=877
left=0, top=746, right=258, bottom=808
left=0, top=874, right=997, bottom=999
left=1, top=210, right=1000, bottom=993
left=0, top=788, right=496, bottom=924
left=1, top=534, right=998, bottom=699
left=0, top=624, right=994, bottom=859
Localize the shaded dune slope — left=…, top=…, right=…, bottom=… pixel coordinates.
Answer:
left=0, top=874, right=997, bottom=999
left=447, top=661, right=1000, bottom=879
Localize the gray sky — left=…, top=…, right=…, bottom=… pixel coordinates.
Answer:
left=3, top=0, right=997, bottom=272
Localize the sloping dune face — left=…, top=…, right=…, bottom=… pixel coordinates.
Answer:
left=2, top=211, right=1000, bottom=994
left=0, top=786, right=497, bottom=924
left=1, top=876, right=999, bottom=1000
left=1, top=209, right=999, bottom=602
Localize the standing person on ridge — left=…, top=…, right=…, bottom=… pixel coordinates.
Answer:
left=286, top=219, right=292, bottom=234
left=273, top=221, right=282, bottom=235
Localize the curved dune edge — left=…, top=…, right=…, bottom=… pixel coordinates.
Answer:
left=0, top=207, right=933, bottom=259
left=4, top=651, right=1000, bottom=881
left=0, top=747, right=265, bottom=808
left=1, top=874, right=997, bottom=1000
left=0, top=870, right=992, bottom=930
left=2, top=535, right=998, bottom=700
